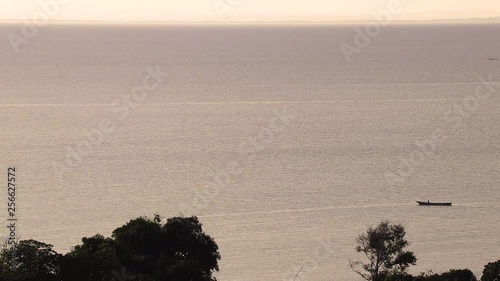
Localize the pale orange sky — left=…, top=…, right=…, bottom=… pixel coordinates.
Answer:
left=1, top=0, right=500, bottom=22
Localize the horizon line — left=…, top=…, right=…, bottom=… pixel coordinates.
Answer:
left=0, top=17, right=500, bottom=25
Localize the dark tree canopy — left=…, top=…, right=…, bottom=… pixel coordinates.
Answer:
left=481, top=260, right=500, bottom=281
left=385, top=269, right=477, bottom=281
left=1, top=216, right=492, bottom=281
left=110, top=215, right=220, bottom=281
left=0, top=239, right=61, bottom=281
left=350, top=221, right=417, bottom=281
left=0, top=215, right=220, bottom=281
left=162, top=216, right=221, bottom=274
left=60, top=234, right=121, bottom=281
left=112, top=216, right=167, bottom=275
left=439, top=269, right=478, bottom=281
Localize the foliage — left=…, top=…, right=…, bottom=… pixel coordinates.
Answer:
left=414, top=269, right=477, bottom=281
left=481, top=260, right=500, bottom=281
left=162, top=216, right=221, bottom=274
left=112, top=215, right=220, bottom=281
left=439, top=269, right=478, bottom=281
left=383, top=269, right=477, bottom=281
left=0, top=215, right=220, bottom=281
left=112, top=216, right=166, bottom=275
left=0, top=239, right=61, bottom=281
left=0, top=216, right=491, bottom=281
left=60, top=234, right=121, bottom=281
left=350, top=221, right=417, bottom=281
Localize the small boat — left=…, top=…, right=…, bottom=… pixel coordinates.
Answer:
left=417, top=201, right=452, bottom=206
left=489, top=57, right=499, bottom=61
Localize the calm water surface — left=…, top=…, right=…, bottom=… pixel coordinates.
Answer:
left=0, top=24, right=499, bottom=280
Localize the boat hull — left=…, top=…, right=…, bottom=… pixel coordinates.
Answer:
left=416, top=201, right=452, bottom=206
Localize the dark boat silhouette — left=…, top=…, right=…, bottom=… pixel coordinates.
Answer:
left=417, top=201, right=452, bottom=206
left=489, top=57, right=499, bottom=60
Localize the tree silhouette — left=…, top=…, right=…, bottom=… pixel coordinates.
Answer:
left=0, top=239, right=61, bottom=281
left=112, top=215, right=220, bottom=281
left=350, top=221, right=417, bottom=281
left=59, top=215, right=220, bottom=281
left=60, top=234, right=121, bottom=281
left=481, top=260, right=500, bottom=281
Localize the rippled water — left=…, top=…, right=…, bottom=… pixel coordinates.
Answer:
left=0, top=23, right=499, bottom=280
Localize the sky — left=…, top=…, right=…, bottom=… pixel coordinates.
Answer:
left=0, top=0, right=500, bottom=22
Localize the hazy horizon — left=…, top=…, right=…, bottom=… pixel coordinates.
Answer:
left=1, top=17, right=500, bottom=24
left=1, top=0, right=500, bottom=22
